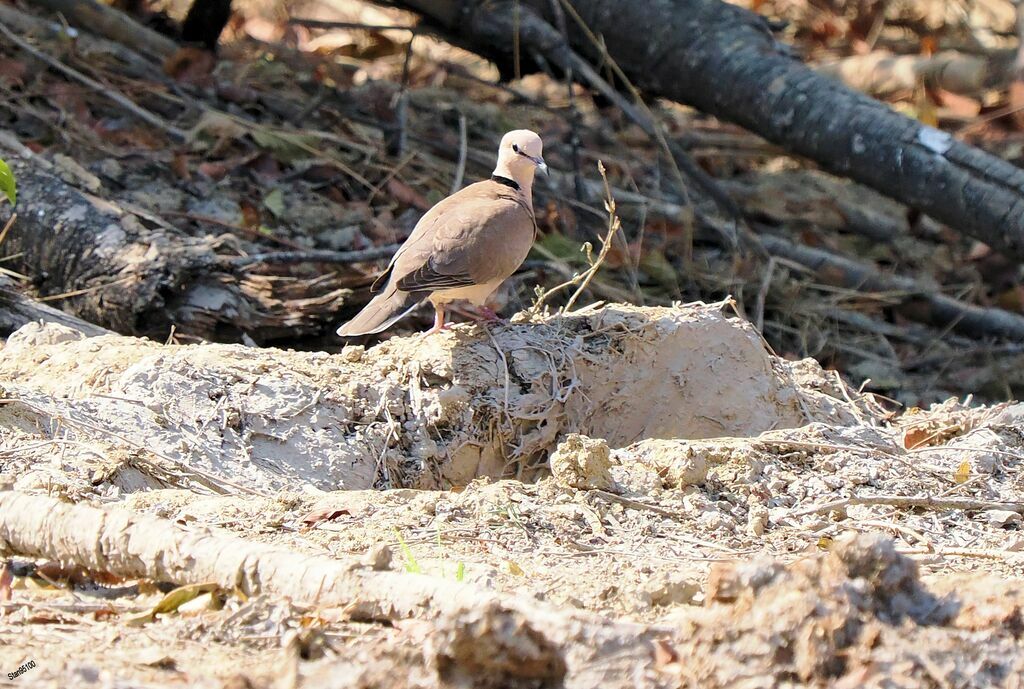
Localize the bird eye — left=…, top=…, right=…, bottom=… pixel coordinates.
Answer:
left=512, top=143, right=520, bottom=153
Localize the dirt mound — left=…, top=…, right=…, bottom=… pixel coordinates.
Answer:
left=662, top=533, right=1024, bottom=688
left=0, top=302, right=876, bottom=494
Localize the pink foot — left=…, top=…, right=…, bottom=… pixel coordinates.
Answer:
left=476, top=306, right=504, bottom=323
left=422, top=321, right=455, bottom=337
left=422, top=306, right=454, bottom=336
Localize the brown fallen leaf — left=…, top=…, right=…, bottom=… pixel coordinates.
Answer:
left=300, top=507, right=351, bottom=527
left=163, top=46, right=217, bottom=85
left=171, top=152, right=192, bottom=182
left=902, top=426, right=932, bottom=450
left=387, top=178, right=431, bottom=211
left=0, top=57, right=29, bottom=88
left=198, top=161, right=230, bottom=181
left=1010, top=79, right=1024, bottom=131
left=0, top=561, right=12, bottom=602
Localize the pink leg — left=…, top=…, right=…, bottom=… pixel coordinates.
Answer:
left=423, top=304, right=453, bottom=336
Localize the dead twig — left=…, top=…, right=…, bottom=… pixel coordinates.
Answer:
left=451, top=112, right=468, bottom=194
left=759, top=230, right=1024, bottom=341
left=791, top=494, right=1024, bottom=518
left=0, top=20, right=187, bottom=140
left=531, top=161, right=622, bottom=313
left=227, top=245, right=401, bottom=270
left=754, top=256, right=776, bottom=333
left=288, top=19, right=417, bottom=32
left=548, top=0, right=584, bottom=201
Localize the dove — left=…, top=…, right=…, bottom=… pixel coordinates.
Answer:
left=337, top=129, right=546, bottom=337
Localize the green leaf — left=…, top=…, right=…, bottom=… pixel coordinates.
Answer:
left=251, top=130, right=317, bottom=163
left=455, top=562, right=465, bottom=582
left=262, top=188, right=286, bottom=218
left=533, top=232, right=587, bottom=263
left=0, top=158, right=16, bottom=206
left=392, top=528, right=421, bottom=574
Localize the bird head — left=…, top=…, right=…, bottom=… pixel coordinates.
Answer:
left=496, top=130, right=547, bottom=180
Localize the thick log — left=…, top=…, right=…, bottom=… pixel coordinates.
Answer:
left=0, top=490, right=652, bottom=688
left=0, top=142, right=356, bottom=342
left=0, top=276, right=111, bottom=338
left=390, top=0, right=1024, bottom=260
left=759, top=231, right=1024, bottom=341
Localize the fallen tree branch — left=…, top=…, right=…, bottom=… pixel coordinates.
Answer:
left=388, top=0, right=1024, bottom=260
left=817, top=50, right=1015, bottom=97
left=0, top=490, right=657, bottom=687
left=24, top=0, right=177, bottom=60
left=0, top=276, right=111, bottom=338
left=759, top=231, right=1024, bottom=341
left=0, top=142, right=355, bottom=342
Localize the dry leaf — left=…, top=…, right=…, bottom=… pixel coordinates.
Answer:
left=300, top=507, right=350, bottom=527
left=263, top=188, right=286, bottom=218
left=387, top=178, right=430, bottom=211
left=164, top=46, right=217, bottom=84
left=903, top=427, right=932, bottom=450
left=954, top=461, right=970, bottom=484
left=126, top=582, right=220, bottom=626
left=652, top=638, right=680, bottom=668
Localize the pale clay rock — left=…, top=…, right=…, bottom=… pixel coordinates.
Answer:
left=620, top=439, right=710, bottom=488
left=7, top=321, right=87, bottom=349
left=550, top=434, right=614, bottom=491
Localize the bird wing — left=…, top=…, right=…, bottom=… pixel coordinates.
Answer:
left=392, top=181, right=534, bottom=293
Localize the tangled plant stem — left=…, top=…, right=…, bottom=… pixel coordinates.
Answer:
left=532, top=161, right=623, bottom=315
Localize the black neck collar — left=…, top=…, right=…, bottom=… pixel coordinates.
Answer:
left=490, top=174, right=520, bottom=191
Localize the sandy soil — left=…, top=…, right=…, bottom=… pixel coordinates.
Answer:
left=2, top=304, right=1023, bottom=688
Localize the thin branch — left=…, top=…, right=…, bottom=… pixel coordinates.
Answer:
left=532, top=161, right=622, bottom=313
left=288, top=19, right=418, bottom=32
left=0, top=20, right=187, bottom=141
left=759, top=230, right=1024, bottom=341
left=227, top=245, right=400, bottom=270
left=451, top=112, right=467, bottom=194
left=791, top=494, right=1024, bottom=518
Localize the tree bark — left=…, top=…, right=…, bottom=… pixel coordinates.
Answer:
left=0, top=276, right=112, bottom=338
left=758, top=231, right=1024, bottom=341
left=390, top=0, right=1024, bottom=260
left=0, top=143, right=355, bottom=342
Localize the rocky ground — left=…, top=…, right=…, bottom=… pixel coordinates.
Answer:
left=2, top=303, right=1023, bottom=688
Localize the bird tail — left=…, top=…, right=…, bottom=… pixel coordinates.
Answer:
left=336, top=285, right=426, bottom=337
